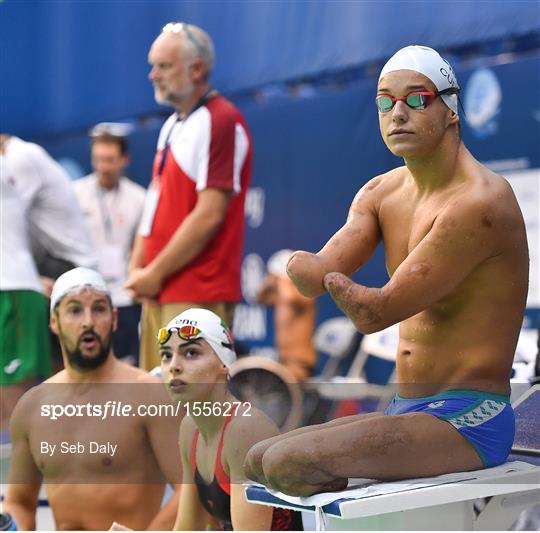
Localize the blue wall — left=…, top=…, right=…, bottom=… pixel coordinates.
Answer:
left=2, top=0, right=539, bottom=138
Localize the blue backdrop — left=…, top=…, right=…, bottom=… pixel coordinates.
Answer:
left=2, top=0, right=539, bottom=138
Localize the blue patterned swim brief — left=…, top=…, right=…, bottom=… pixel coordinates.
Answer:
left=384, top=389, right=515, bottom=467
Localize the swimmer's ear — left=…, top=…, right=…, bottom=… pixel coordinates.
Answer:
left=50, top=312, right=59, bottom=335
left=218, top=364, right=228, bottom=379
left=447, top=109, right=459, bottom=127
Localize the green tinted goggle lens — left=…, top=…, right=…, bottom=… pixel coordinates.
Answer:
left=376, top=96, right=393, bottom=112
left=376, top=93, right=428, bottom=112
left=406, top=93, right=425, bottom=108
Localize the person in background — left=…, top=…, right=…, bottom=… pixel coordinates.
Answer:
left=74, top=127, right=146, bottom=364
left=126, top=22, right=252, bottom=371
left=1, top=134, right=97, bottom=371
left=257, top=249, right=316, bottom=381
left=0, top=135, right=96, bottom=286
left=0, top=135, right=51, bottom=426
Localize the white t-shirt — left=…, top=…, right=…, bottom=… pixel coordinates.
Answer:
left=74, top=174, right=146, bottom=306
left=0, top=170, right=42, bottom=292
left=3, top=137, right=97, bottom=270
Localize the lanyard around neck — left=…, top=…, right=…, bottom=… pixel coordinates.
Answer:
left=96, top=180, right=118, bottom=240
left=155, top=88, right=216, bottom=181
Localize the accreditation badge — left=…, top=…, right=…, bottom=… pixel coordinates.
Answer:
left=138, top=184, right=160, bottom=237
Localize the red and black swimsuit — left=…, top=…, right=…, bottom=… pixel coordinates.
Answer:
left=191, top=417, right=303, bottom=530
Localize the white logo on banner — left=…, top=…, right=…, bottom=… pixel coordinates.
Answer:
left=245, top=187, right=265, bottom=228
left=233, top=304, right=267, bottom=340
left=241, top=253, right=266, bottom=304
left=236, top=254, right=268, bottom=340
left=464, top=68, right=502, bottom=138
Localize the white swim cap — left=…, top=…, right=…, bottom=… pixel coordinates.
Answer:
left=379, top=45, right=460, bottom=114
left=159, top=308, right=236, bottom=367
left=50, top=267, right=110, bottom=313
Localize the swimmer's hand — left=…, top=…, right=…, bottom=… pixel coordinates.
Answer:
left=287, top=251, right=327, bottom=297
left=109, top=522, right=132, bottom=531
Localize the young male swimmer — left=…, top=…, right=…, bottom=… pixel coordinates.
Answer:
left=245, top=45, right=528, bottom=496
left=159, top=308, right=303, bottom=530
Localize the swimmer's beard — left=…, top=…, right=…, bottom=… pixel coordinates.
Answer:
left=60, top=328, right=113, bottom=371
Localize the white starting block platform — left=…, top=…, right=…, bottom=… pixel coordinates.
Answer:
left=245, top=385, right=540, bottom=531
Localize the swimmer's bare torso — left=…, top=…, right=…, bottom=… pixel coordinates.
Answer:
left=6, top=361, right=180, bottom=530
left=245, top=54, right=529, bottom=498
left=288, top=147, right=528, bottom=397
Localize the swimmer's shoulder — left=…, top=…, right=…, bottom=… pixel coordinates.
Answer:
left=374, top=166, right=409, bottom=185
left=107, top=358, right=161, bottom=384
left=451, top=164, right=522, bottom=223
left=114, top=363, right=174, bottom=411
left=353, top=167, right=409, bottom=202
left=9, top=382, right=49, bottom=433
left=222, top=409, right=279, bottom=477
left=22, top=371, right=66, bottom=404
left=41, top=359, right=160, bottom=384
left=473, top=169, right=527, bottom=250
left=476, top=167, right=522, bottom=214
left=44, top=370, right=68, bottom=383
left=225, top=406, right=280, bottom=450
left=349, top=167, right=408, bottom=217
left=133, top=368, right=161, bottom=384
left=436, top=166, right=525, bottom=257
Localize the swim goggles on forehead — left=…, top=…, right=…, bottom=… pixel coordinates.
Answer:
left=161, top=22, right=206, bottom=59
left=375, top=88, right=459, bottom=113
left=157, top=325, right=234, bottom=350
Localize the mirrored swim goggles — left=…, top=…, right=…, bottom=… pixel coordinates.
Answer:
left=157, top=324, right=234, bottom=351
left=375, top=88, right=459, bottom=113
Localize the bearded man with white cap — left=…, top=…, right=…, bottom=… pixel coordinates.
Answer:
left=245, top=46, right=529, bottom=496
left=4, top=267, right=181, bottom=530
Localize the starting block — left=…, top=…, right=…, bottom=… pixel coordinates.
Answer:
left=245, top=385, right=540, bottom=530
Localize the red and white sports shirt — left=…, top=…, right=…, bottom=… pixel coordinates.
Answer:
left=143, top=95, right=252, bottom=303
